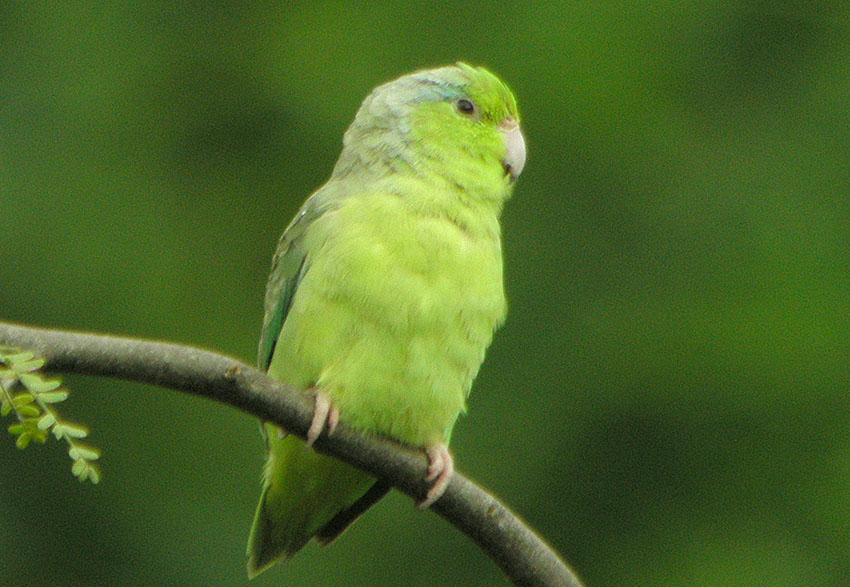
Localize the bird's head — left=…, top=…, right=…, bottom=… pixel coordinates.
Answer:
left=335, top=63, right=525, bottom=201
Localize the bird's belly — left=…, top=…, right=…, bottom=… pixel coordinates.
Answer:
left=270, top=230, right=505, bottom=446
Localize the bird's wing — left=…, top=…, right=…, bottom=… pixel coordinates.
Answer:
left=258, top=187, right=339, bottom=371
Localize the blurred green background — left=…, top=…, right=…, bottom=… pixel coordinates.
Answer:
left=1, top=3, right=848, bottom=586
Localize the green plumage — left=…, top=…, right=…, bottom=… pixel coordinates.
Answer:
left=247, top=63, right=524, bottom=577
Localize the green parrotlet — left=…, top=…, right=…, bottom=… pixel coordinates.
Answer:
left=247, top=63, right=525, bottom=577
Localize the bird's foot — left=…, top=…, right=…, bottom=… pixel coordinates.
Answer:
left=306, top=388, right=340, bottom=448
left=417, top=443, right=454, bottom=510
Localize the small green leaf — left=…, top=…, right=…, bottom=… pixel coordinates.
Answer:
left=16, top=433, right=31, bottom=449
left=71, top=458, right=86, bottom=476
left=12, top=393, right=34, bottom=405
left=76, top=461, right=101, bottom=484
left=69, top=443, right=101, bottom=461
left=8, top=423, right=24, bottom=435
left=11, top=358, right=45, bottom=373
left=37, top=413, right=56, bottom=430
left=5, top=352, right=34, bottom=364
left=38, top=390, right=69, bottom=404
left=16, top=405, right=40, bottom=418
left=19, top=374, right=61, bottom=393
left=0, top=399, right=10, bottom=417
left=59, top=422, right=89, bottom=439
left=80, top=444, right=101, bottom=460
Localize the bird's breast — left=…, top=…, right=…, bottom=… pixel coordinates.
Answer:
left=283, top=190, right=506, bottom=444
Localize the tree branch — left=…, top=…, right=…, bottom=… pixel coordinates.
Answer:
left=0, top=320, right=582, bottom=587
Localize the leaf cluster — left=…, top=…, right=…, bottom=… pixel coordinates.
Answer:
left=0, top=346, right=100, bottom=483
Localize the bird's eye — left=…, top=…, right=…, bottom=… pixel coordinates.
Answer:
left=456, top=98, right=476, bottom=116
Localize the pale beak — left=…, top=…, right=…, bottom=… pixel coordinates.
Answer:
left=500, top=118, right=526, bottom=181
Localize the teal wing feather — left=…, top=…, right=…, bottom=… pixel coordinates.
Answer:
left=258, top=188, right=339, bottom=371
left=314, top=479, right=391, bottom=544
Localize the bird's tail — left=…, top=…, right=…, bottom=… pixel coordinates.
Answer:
left=246, top=430, right=376, bottom=578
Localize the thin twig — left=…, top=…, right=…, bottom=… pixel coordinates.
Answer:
left=0, top=320, right=582, bottom=587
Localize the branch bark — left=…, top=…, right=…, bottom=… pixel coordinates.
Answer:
left=0, top=320, right=582, bottom=587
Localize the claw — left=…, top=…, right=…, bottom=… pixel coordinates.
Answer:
left=417, top=443, right=454, bottom=510
left=306, top=389, right=339, bottom=448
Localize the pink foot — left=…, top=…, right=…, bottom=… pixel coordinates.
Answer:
left=306, top=389, right=339, bottom=448
left=417, top=443, right=454, bottom=510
